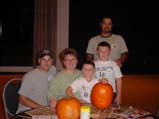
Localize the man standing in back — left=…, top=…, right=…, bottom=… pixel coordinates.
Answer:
left=86, top=16, right=128, bottom=67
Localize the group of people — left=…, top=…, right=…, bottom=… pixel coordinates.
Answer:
left=16, top=16, right=128, bottom=113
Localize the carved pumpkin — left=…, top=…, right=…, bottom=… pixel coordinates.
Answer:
left=56, top=97, right=80, bottom=119
left=91, top=82, right=113, bottom=109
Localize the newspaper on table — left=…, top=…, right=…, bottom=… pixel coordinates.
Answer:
left=22, top=105, right=151, bottom=119
left=25, top=106, right=58, bottom=119
left=109, top=106, right=151, bottom=119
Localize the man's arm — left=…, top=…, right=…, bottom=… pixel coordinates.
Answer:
left=116, top=52, right=128, bottom=67
left=19, top=95, right=42, bottom=108
left=120, top=52, right=128, bottom=64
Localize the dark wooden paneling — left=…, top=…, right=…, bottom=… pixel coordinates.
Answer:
left=122, top=75, right=159, bottom=115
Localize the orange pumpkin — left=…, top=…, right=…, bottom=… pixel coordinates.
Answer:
left=56, top=97, right=80, bottom=119
left=91, top=82, right=113, bottom=109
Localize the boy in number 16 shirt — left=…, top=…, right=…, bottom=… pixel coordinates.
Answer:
left=95, top=41, right=123, bottom=105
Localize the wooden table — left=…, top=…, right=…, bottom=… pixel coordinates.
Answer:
left=12, top=104, right=154, bottom=119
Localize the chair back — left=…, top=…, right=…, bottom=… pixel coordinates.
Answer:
left=3, top=78, right=22, bottom=119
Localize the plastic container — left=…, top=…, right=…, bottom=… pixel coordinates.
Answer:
left=80, top=105, right=90, bottom=119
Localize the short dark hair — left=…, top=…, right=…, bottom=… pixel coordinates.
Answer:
left=82, top=60, right=95, bottom=69
left=99, top=16, right=113, bottom=23
left=59, top=48, right=78, bottom=61
left=59, top=48, right=78, bottom=68
left=97, top=41, right=111, bottom=50
left=36, top=48, right=53, bottom=66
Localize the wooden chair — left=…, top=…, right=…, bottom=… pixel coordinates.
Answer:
left=3, top=78, right=22, bottom=119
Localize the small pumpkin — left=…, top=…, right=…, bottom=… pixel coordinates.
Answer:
left=91, top=82, right=113, bottom=109
left=56, top=97, right=80, bottom=119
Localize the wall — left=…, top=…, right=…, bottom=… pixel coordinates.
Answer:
left=122, top=75, right=159, bottom=115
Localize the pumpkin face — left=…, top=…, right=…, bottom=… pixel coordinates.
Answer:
left=56, top=97, right=80, bottom=119
left=91, top=82, right=113, bottom=109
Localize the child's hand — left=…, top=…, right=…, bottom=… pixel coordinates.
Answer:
left=80, top=100, right=87, bottom=104
left=114, top=95, right=121, bottom=105
left=99, top=78, right=108, bottom=84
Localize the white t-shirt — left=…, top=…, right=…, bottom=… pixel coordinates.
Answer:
left=47, top=65, right=57, bottom=82
left=94, top=60, right=122, bottom=92
left=71, top=76, right=99, bottom=103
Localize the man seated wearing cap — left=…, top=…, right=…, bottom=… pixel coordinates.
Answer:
left=16, top=48, right=56, bottom=113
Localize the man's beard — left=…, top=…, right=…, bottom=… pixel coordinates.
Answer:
left=103, top=29, right=111, bottom=34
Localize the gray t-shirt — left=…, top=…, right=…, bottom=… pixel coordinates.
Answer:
left=86, top=34, right=128, bottom=60
left=17, top=66, right=56, bottom=113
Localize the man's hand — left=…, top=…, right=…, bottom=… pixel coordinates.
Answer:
left=115, top=59, right=122, bottom=67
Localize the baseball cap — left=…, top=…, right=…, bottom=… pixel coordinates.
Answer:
left=37, top=48, right=53, bottom=58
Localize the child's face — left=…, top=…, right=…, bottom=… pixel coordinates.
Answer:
left=97, top=46, right=110, bottom=61
left=82, top=64, right=95, bottom=80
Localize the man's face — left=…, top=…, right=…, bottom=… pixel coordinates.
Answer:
left=100, top=18, right=113, bottom=33
left=38, top=55, right=53, bottom=72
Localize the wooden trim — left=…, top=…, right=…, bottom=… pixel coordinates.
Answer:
left=0, top=66, right=33, bottom=72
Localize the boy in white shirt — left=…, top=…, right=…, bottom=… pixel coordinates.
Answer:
left=95, top=41, right=123, bottom=105
left=66, top=61, right=99, bottom=103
